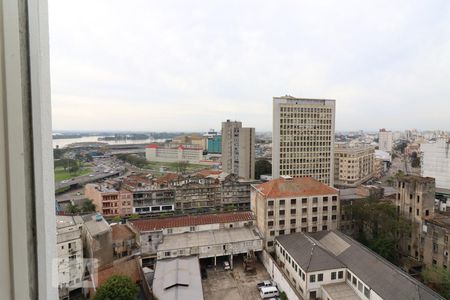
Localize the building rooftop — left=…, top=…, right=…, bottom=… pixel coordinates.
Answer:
left=129, top=211, right=254, bottom=232
left=276, top=233, right=345, bottom=272
left=254, top=177, right=338, bottom=198
left=96, top=258, right=140, bottom=288
left=309, top=230, right=443, bottom=300
left=111, top=224, right=135, bottom=241
left=82, top=213, right=111, bottom=237
left=153, top=256, right=203, bottom=300
left=322, top=282, right=360, bottom=300
left=425, top=213, right=450, bottom=230
left=397, top=174, right=435, bottom=184
left=56, top=215, right=83, bottom=229
left=158, top=226, right=262, bottom=253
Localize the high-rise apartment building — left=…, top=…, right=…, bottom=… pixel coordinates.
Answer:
left=378, top=128, right=394, bottom=153
left=272, top=96, right=335, bottom=186
left=221, top=120, right=255, bottom=179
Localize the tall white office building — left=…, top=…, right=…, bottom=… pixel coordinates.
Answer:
left=272, top=96, right=336, bottom=186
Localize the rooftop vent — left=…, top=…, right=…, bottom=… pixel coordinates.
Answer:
left=95, top=213, right=102, bottom=222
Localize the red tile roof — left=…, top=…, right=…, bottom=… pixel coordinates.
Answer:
left=195, top=169, right=222, bottom=177
left=255, top=177, right=338, bottom=198
left=129, top=211, right=255, bottom=232
left=155, top=172, right=180, bottom=184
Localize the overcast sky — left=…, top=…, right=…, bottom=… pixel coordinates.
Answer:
left=49, top=0, right=450, bottom=132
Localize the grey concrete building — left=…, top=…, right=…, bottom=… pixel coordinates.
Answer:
left=221, top=120, right=255, bottom=180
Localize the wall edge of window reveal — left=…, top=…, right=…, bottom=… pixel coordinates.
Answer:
left=0, top=0, right=57, bottom=299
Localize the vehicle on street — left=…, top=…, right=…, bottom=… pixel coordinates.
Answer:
left=260, top=286, right=279, bottom=299
left=257, top=280, right=275, bottom=290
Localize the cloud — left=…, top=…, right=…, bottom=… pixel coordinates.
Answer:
left=49, top=0, right=450, bottom=131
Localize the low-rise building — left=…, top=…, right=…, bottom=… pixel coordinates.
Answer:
left=334, top=143, right=375, bottom=187
left=81, top=213, right=114, bottom=269
left=111, top=224, right=137, bottom=258
left=128, top=211, right=256, bottom=256
left=275, top=230, right=443, bottom=300
left=153, top=256, right=204, bottom=300
left=85, top=183, right=133, bottom=217
left=56, top=216, right=84, bottom=299
left=422, top=213, right=450, bottom=269
left=145, top=143, right=203, bottom=164
left=251, top=176, right=340, bottom=250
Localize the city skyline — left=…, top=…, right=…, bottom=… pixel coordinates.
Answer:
left=49, top=0, right=450, bottom=131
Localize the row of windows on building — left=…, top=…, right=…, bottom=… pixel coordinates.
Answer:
left=280, top=106, right=332, bottom=113
left=268, top=196, right=338, bottom=206
left=268, top=215, right=337, bottom=227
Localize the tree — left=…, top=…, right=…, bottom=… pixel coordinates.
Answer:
left=85, top=153, right=94, bottom=162
left=81, top=199, right=96, bottom=213
left=112, top=215, right=122, bottom=223
left=279, top=291, right=287, bottom=300
left=348, top=199, right=411, bottom=264
left=422, top=266, right=450, bottom=299
left=394, top=141, right=408, bottom=154
left=129, top=214, right=140, bottom=220
left=255, top=159, right=272, bottom=179
left=66, top=203, right=80, bottom=214
left=93, top=275, right=138, bottom=300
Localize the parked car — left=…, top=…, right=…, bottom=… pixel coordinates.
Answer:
left=260, top=286, right=279, bottom=299
left=223, top=261, right=231, bottom=270
left=257, top=280, right=275, bottom=290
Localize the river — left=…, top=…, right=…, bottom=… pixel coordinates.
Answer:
left=53, top=136, right=157, bottom=148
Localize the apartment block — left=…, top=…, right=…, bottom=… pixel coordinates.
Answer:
left=145, top=143, right=203, bottom=164
left=221, top=120, right=255, bottom=179
left=421, top=139, right=450, bottom=193
left=85, top=183, right=133, bottom=217
left=275, top=230, right=443, bottom=300
left=251, top=176, right=339, bottom=250
left=378, top=129, right=393, bottom=153
left=334, top=143, right=375, bottom=187
left=272, top=96, right=335, bottom=186
left=56, top=216, right=84, bottom=299
left=395, top=175, right=435, bottom=260
left=422, top=214, right=450, bottom=269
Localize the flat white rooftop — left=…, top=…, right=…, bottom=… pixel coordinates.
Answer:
left=322, top=282, right=360, bottom=300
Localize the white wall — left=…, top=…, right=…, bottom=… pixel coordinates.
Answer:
left=259, top=250, right=302, bottom=300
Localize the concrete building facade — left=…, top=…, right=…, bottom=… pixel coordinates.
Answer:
left=378, top=129, right=393, bottom=153
left=221, top=120, right=255, bottom=180
left=56, top=216, right=84, bottom=298
left=272, top=96, right=335, bottom=186
left=85, top=183, right=133, bottom=218
left=395, top=175, right=435, bottom=260
left=145, top=143, right=203, bottom=164
left=421, top=139, right=450, bottom=193
left=334, top=143, right=375, bottom=187
left=251, top=176, right=340, bottom=250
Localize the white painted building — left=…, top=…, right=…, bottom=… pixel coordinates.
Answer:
left=56, top=216, right=84, bottom=298
left=421, top=139, right=450, bottom=193
left=274, top=230, right=443, bottom=300
left=145, top=143, right=203, bottom=163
